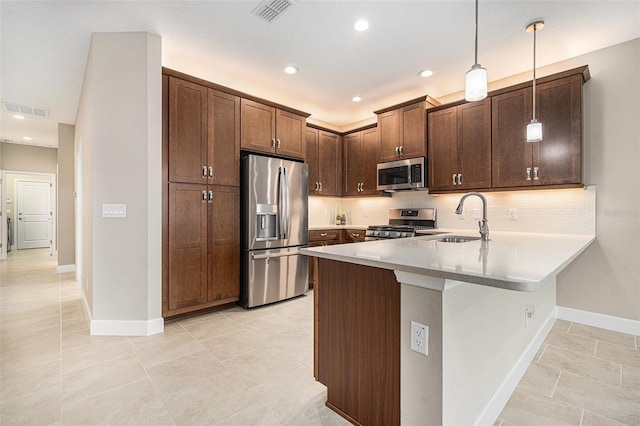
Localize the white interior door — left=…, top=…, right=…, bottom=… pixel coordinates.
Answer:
left=17, top=180, right=51, bottom=249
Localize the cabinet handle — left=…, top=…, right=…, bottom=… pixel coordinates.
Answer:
left=395, top=146, right=400, bottom=156
left=271, top=138, right=276, bottom=148
left=457, top=173, right=462, bottom=185
left=276, top=139, right=281, bottom=149
left=208, top=166, right=213, bottom=178
left=320, top=233, right=328, bottom=237
left=452, top=174, right=457, bottom=185
left=208, top=191, right=214, bottom=203
left=351, top=233, right=360, bottom=237
left=319, top=182, right=323, bottom=192
left=202, top=166, right=208, bottom=178
left=526, top=167, right=532, bottom=181
left=202, top=190, right=207, bottom=203
left=533, top=167, right=539, bottom=180
left=400, top=146, right=404, bottom=155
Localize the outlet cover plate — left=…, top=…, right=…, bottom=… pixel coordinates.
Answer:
left=410, top=321, right=428, bottom=356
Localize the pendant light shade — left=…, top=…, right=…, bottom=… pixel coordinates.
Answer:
left=465, top=0, right=487, bottom=102
left=526, top=20, right=544, bottom=142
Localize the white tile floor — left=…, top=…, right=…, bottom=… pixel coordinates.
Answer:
left=2, top=249, right=638, bottom=425
left=0, top=248, right=349, bottom=425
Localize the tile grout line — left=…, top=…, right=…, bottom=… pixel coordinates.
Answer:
left=58, top=263, right=64, bottom=424
left=550, top=370, right=562, bottom=398
left=139, top=358, right=178, bottom=426
left=567, top=321, right=573, bottom=334
left=619, top=364, right=623, bottom=389
left=535, top=343, right=548, bottom=363
left=593, top=339, right=598, bottom=358
left=578, top=408, right=584, bottom=426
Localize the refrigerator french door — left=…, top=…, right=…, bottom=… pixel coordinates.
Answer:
left=240, top=153, right=309, bottom=308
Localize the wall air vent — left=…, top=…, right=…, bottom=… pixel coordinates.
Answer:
left=251, top=0, right=295, bottom=23
left=1, top=101, right=49, bottom=118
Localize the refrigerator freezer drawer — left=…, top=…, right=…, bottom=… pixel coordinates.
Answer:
left=242, top=247, right=309, bottom=308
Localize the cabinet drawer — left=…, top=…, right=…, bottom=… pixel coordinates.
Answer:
left=343, top=229, right=365, bottom=243
left=309, top=229, right=342, bottom=244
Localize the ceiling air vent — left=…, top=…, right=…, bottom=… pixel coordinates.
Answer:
left=251, top=0, right=295, bottom=23
left=1, top=101, right=49, bottom=118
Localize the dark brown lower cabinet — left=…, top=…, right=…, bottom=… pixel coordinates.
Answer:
left=165, top=183, right=239, bottom=317
left=316, top=259, right=400, bottom=426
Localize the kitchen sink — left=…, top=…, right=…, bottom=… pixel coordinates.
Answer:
left=436, top=236, right=482, bottom=243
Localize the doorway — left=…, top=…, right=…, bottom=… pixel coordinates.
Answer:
left=16, top=180, right=52, bottom=249
left=0, top=170, right=56, bottom=260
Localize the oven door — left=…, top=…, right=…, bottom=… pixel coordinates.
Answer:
left=377, top=157, right=426, bottom=191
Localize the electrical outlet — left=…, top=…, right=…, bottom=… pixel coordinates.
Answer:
left=473, top=209, right=481, bottom=219
left=525, top=304, right=535, bottom=328
left=509, top=208, right=518, bottom=220
left=410, top=321, right=429, bottom=356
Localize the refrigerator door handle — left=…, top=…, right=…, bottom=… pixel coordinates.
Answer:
left=251, top=249, right=302, bottom=260
left=277, top=166, right=286, bottom=240
left=283, top=166, right=290, bottom=240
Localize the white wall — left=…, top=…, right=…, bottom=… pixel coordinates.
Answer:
left=75, top=32, right=162, bottom=335
left=58, top=124, right=75, bottom=269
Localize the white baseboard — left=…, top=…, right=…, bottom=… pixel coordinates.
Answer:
left=57, top=264, right=76, bottom=273
left=473, top=310, right=557, bottom=426
left=90, top=317, right=164, bottom=336
left=557, top=306, right=640, bottom=336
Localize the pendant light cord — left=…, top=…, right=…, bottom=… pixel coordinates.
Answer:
left=474, top=0, right=479, bottom=66
left=532, top=23, right=537, bottom=121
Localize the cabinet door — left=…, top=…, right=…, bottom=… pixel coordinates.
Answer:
left=534, top=75, right=582, bottom=185
left=378, top=109, right=402, bottom=162
left=306, top=128, right=320, bottom=194
left=360, top=128, right=379, bottom=195
left=276, top=109, right=306, bottom=159
left=428, top=107, right=458, bottom=191
left=209, top=90, right=240, bottom=186
left=208, top=186, right=240, bottom=302
left=458, top=99, right=492, bottom=189
left=492, top=88, right=533, bottom=188
left=168, top=78, right=208, bottom=184
left=168, top=183, right=208, bottom=311
left=343, top=133, right=363, bottom=196
left=400, top=101, right=427, bottom=159
left=241, top=98, right=276, bottom=154
left=318, top=131, right=342, bottom=196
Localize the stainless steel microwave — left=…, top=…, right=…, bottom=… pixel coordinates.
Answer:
left=377, top=157, right=427, bottom=191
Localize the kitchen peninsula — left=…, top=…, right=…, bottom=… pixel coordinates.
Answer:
left=301, top=231, right=594, bottom=425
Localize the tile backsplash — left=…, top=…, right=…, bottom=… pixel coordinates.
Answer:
left=309, top=186, right=596, bottom=235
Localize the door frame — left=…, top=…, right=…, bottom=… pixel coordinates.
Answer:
left=15, top=178, right=53, bottom=251
left=0, top=169, right=57, bottom=260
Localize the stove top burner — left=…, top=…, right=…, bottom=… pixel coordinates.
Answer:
left=365, top=208, right=437, bottom=241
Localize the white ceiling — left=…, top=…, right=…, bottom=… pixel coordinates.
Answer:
left=1, top=1, right=639, bottom=148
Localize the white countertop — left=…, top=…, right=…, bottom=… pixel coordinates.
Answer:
left=300, top=231, right=595, bottom=291
left=308, top=224, right=369, bottom=230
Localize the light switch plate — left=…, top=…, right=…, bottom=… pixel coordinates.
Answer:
left=102, top=204, right=126, bottom=218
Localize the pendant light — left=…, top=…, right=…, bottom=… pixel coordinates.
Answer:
left=465, top=0, right=487, bottom=102
left=526, top=20, right=544, bottom=142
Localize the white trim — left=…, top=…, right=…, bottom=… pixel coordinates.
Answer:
left=473, top=309, right=557, bottom=426
left=90, top=317, right=164, bottom=336
left=557, top=306, right=640, bottom=336
left=57, top=264, right=76, bottom=273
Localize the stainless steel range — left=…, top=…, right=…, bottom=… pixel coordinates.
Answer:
left=365, top=208, right=438, bottom=241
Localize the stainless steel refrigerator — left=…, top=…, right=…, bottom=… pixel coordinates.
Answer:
left=240, top=153, right=309, bottom=308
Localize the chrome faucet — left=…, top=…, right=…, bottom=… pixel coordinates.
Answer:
left=455, top=192, right=489, bottom=241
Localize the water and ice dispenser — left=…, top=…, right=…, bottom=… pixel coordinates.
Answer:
left=256, top=204, right=278, bottom=241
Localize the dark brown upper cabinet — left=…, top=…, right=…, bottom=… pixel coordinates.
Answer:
left=168, top=77, right=240, bottom=186
left=306, top=127, right=342, bottom=197
left=493, top=73, right=584, bottom=188
left=241, top=98, right=307, bottom=160
left=428, top=99, right=492, bottom=192
left=376, top=97, right=440, bottom=163
left=343, top=127, right=379, bottom=196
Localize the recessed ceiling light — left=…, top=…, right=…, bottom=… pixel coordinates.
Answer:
left=354, top=19, right=369, bottom=32
left=283, top=65, right=298, bottom=74
left=418, top=69, right=435, bottom=78
left=13, top=114, right=25, bottom=120
left=352, top=96, right=362, bottom=102
left=23, top=136, right=32, bottom=141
